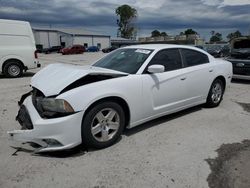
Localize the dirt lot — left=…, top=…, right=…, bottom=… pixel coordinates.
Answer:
left=0, top=52, right=250, bottom=188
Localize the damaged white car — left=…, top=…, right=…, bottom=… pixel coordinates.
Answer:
left=8, top=44, right=232, bottom=153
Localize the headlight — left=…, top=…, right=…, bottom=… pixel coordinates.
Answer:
left=41, top=98, right=74, bottom=113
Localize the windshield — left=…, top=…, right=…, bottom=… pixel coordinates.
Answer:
left=93, top=48, right=153, bottom=74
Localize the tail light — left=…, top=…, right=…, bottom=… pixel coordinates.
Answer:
left=34, top=50, right=38, bottom=59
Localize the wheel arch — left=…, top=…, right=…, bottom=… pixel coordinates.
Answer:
left=82, top=96, right=131, bottom=128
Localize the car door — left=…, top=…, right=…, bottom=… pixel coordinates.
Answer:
left=141, top=48, right=189, bottom=118
left=74, top=46, right=79, bottom=53
left=179, top=49, right=215, bottom=104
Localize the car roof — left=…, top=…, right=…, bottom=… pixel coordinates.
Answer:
left=123, top=44, right=213, bottom=57
left=123, top=44, right=201, bottom=51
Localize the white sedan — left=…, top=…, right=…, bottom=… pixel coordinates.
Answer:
left=8, top=44, right=232, bottom=152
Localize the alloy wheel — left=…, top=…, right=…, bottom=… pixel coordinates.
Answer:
left=91, top=108, right=120, bottom=142
left=211, top=82, right=222, bottom=103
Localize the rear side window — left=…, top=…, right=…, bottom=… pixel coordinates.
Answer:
left=181, top=49, right=209, bottom=67
left=147, top=49, right=182, bottom=72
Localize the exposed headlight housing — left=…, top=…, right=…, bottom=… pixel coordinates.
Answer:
left=35, top=98, right=75, bottom=118
left=41, top=98, right=74, bottom=113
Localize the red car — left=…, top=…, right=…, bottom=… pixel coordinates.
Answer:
left=61, top=45, right=85, bottom=55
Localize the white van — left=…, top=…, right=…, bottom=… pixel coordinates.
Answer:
left=0, top=19, right=40, bottom=77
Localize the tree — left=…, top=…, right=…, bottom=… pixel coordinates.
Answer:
left=210, top=32, right=222, bottom=43
left=116, top=4, right=137, bottom=39
left=160, top=32, right=168, bottom=37
left=184, top=29, right=197, bottom=35
left=151, top=30, right=168, bottom=37
left=151, top=30, right=161, bottom=37
left=227, top=30, right=242, bottom=41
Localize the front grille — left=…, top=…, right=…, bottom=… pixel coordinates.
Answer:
left=232, top=63, right=250, bottom=76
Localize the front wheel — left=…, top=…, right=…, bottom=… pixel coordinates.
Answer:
left=81, top=101, right=125, bottom=149
left=206, top=79, right=224, bottom=107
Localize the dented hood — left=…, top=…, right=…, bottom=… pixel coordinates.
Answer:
left=31, top=63, right=128, bottom=96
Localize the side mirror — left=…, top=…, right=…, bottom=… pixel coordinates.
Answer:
left=147, top=65, right=165, bottom=74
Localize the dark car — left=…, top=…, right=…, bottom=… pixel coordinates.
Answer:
left=87, top=46, right=99, bottom=52
left=203, top=45, right=230, bottom=58
left=226, top=58, right=250, bottom=80
left=226, top=37, right=250, bottom=80
left=230, top=37, right=250, bottom=59
left=42, top=46, right=63, bottom=54
left=206, top=48, right=222, bottom=58
left=61, top=45, right=85, bottom=55
left=102, top=46, right=118, bottom=53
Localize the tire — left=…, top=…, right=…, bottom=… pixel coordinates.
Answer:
left=3, top=61, right=23, bottom=78
left=206, top=79, right=224, bottom=107
left=81, top=101, right=125, bottom=149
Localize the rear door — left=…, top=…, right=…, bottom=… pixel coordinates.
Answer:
left=179, top=49, right=215, bottom=103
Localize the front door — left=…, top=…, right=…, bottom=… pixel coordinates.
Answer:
left=141, top=49, right=189, bottom=118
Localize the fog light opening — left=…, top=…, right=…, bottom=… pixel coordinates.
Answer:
left=42, top=139, right=62, bottom=147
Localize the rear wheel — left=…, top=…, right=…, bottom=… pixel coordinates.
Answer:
left=3, top=61, right=23, bottom=78
left=81, top=101, right=125, bottom=149
left=206, top=79, right=224, bottom=107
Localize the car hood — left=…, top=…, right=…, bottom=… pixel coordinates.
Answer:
left=31, top=63, right=128, bottom=97
left=62, top=48, right=69, bottom=51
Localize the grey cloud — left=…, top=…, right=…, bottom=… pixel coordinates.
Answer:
left=0, top=0, right=249, bottom=37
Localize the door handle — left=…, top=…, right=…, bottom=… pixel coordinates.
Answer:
left=209, top=69, right=213, bottom=72
left=180, top=77, right=186, bottom=81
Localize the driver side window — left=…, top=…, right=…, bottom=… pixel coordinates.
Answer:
left=147, top=49, right=183, bottom=72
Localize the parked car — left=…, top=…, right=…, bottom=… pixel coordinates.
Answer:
left=9, top=44, right=232, bottom=153
left=61, top=45, right=85, bottom=55
left=102, top=46, right=118, bottom=53
left=87, top=46, right=99, bottom=52
left=230, top=37, right=250, bottom=59
left=225, top=59, right=250, bottom=80
left=226, top=37, right=250, bottom=80
left=204, top=46, right=229, bottom=58
left=0, top=19, right=40, bottom=77
left=42, top=46, right=63, bottom=54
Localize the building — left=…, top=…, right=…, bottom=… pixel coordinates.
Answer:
left=32, top=27, right=111, bottom=49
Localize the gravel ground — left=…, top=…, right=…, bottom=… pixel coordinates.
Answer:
left=0, top=52, right=250, bottom=188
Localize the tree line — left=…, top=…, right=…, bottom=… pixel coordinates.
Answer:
left=116, top=4, right=244, bottom=42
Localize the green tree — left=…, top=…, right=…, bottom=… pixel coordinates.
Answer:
left=151, top=30, right=168, bottom=37
left=160, top=32, right=168, bottom=37
left=116, top=4, right=137, bottom=39
left=227, top=30, right=242, bottom=41
left=210, top=32, right=222, bottom=43
left=184, top=29, right=197, bottom=35
left=151, top=30, right=161, bottom=37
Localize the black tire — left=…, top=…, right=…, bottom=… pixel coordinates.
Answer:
left=3, top=61, right=23, bottom=78
left=81, top=101, right=125, bottom=149
left=206, top=79, right=224, bottom=107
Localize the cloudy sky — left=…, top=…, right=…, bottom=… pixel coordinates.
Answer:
left=0, top=0, right=250, bottom=40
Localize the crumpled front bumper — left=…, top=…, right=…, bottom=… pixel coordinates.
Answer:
left=8, top=95, right=84, bottom=153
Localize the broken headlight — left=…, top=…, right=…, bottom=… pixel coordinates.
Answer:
left=39, top=98, right=74, bottom=117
